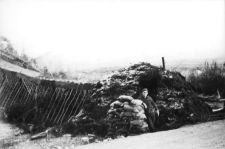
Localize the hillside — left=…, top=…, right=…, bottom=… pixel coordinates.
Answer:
left=0, top=36, right=40, bottom=77
left=0, top=58, right=40, bottom=77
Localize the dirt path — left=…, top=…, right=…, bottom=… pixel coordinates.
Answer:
left=1, top=120, right=225, bottom=149
left=77, top=120, right=225, bottom=149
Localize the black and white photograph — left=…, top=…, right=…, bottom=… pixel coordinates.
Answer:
left=0, top=0, right=224, bottom=148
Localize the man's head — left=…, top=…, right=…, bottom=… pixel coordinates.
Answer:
left=141, top=88, right=148, bottom=98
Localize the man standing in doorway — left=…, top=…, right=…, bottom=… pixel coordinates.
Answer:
left=139, top=88, right=159, bottom=132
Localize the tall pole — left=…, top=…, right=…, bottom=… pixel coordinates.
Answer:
left=162, top=57, right=165, bottom=70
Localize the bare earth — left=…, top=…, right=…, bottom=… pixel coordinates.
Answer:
left=77, top=120, right=225, bottom=149
left=0, top=120, right=225, bottom=149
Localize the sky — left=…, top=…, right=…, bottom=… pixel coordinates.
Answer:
left=0, top=0, right=224, bottom=71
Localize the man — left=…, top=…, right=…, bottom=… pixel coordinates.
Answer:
left=139, top=88, right=159, bottom=131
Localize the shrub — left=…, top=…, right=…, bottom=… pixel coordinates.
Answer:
left=188, top=62, right=225, bottom=97
left=5, top=103, right=36, bottom=123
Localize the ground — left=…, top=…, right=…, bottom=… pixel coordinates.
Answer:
left=0, top=120, right=16, bottom=140
left=0, top=120, right=225, bottom=149
left=77, top=120, right=225, bottom=149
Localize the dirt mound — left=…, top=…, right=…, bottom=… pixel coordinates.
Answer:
left=92, top=62, right=193, bottom=100
left=77, top=62, right=215, bottom=137
left=0, top=62, right=223, bottom=139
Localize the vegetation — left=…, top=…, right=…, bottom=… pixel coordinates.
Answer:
left=0, top=36, right=40, bottom=71
left=188, top=62, right=225, bottom=97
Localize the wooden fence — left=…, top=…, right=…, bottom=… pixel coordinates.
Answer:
left=0, top=68, right=94, bottom=126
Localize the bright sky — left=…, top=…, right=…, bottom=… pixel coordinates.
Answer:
left=0, top=0, right=224, bottom=71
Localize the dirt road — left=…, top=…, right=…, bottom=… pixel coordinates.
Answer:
left=77, top=120, right=225, bottom=149
left=1, top=120, right=225, bottom=149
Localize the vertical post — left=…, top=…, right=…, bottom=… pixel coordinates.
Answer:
left=162, top=57, right=165, bottom=70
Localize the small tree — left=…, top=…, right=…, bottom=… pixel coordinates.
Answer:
left=0, top=36, right=18, bottom=56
